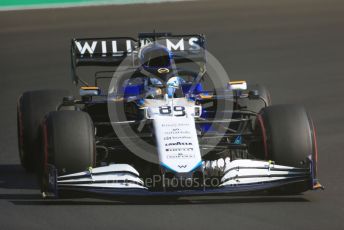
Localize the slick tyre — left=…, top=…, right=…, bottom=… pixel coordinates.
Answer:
left=254, top=105, right=318, bottom=174
left=42, top=111, right=95, bottom=176
left=17, top=90, right=68, bottom=172
left=252, top=105, right=318, bottom=194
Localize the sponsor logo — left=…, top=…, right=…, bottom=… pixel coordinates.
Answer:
left=164, top=136, right=192, bottom=140
left=165, top=142, right=193, bottom=146
left=75, top=37, right=201, bottom=55
left=165, top=148, right=194, bottom=152
left=163, top=131, right=190, bottom=135
left=167, top=153, right=195, bottom=159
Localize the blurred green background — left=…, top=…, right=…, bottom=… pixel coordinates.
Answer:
left=0, top=0, right=168, bottom=8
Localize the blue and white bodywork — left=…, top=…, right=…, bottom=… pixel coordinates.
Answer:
left=40, top=32, right=322, bottom=199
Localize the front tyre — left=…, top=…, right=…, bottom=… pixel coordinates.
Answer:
left=253, top=105, right=318, bottom=194
left=41, top=111, right=96, bottom=176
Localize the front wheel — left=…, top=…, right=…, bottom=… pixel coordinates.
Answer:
left=41, top=111, right=96, bottom=178
left=252, top=105, right=318, bottom=175
left=251, top=105, right=318, bottom=194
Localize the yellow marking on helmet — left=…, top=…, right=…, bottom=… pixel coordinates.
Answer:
left=157, top=68, right=170, bottom=74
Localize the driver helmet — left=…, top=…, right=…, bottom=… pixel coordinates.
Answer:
left=139, top=44, right=174, bottom=79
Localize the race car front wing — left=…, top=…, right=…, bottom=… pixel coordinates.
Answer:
left=42, top=160, right=319, bottom=199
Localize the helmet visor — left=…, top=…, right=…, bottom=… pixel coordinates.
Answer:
left=142, top=48, right=172, bottom=68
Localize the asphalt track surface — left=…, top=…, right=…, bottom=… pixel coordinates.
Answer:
left=1, top=0, right=344, bottom=229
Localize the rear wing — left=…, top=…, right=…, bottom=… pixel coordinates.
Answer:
left=71, top=33, right=206, bottom=84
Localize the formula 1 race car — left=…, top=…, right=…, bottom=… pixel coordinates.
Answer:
left=17, top=32, right=323, bottom=198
